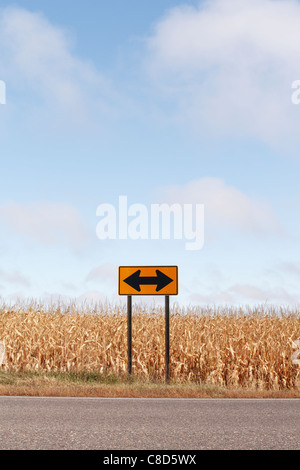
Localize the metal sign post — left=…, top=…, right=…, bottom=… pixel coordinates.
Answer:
left=165, top=295, right=170, bottom=383
left=127, top=295, right=132, bottom=376
left=119, top=266, right=178, bottom=383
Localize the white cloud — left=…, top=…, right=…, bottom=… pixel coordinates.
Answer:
left=77, top=291, right=111, bottom=305
left=0, top=7, right=122, bottom=128
left=188, top=282, right=299, bottom=305
left=228, top=283, right=299, bottom=304
left=0, top=201, right=88, bottom=249
left=278, top=261, right=300, bottom=278
left=86, top=263, right=117, bottom=284
left=160, top=177, right=281, bottom=236
left=146, top=0, right=300, bottom=143
left=0, top=269, right=30, bottom=287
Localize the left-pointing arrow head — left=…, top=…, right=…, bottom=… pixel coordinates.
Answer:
left=124, top=270, right=142, bottom=291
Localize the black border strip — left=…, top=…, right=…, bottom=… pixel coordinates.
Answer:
left=118, top=266, right=178, bottom=296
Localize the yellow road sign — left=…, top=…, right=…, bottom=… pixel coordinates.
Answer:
left=119, top=266, right=178, bottom=296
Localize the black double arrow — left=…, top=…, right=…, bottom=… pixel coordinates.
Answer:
left=124, top=269, right=173, bottom=292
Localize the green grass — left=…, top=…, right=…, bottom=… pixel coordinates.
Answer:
left=0, top=369, right=299, bottom=398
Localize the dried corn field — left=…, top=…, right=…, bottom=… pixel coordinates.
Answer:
left=0, top=301, right=299, bottom=390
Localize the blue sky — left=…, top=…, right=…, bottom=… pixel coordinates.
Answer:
left=0, top=0, right=300, bottom=307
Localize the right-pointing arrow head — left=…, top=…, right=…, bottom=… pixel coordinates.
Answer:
left=155, top=270, right=173, bottom=291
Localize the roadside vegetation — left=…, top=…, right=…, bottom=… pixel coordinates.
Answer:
left=0, top=300, right=299, bottom=397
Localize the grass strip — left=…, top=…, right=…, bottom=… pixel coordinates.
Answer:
left=0, top=370, right=299, bottom=398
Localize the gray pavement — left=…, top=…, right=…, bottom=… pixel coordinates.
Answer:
left=0, top=397, right=299, bottom=450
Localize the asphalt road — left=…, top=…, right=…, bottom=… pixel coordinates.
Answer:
left=0, top=397, right=299, bottom=450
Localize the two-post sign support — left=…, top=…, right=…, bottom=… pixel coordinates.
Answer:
left=119, top=266, right=178, bottom=383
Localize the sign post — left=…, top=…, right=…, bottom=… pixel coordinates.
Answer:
left=127, top=295, right=132, bottom=376
left=165, top=295, right=170, bottom=383
left=119, top=266, right=178, bottom=382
